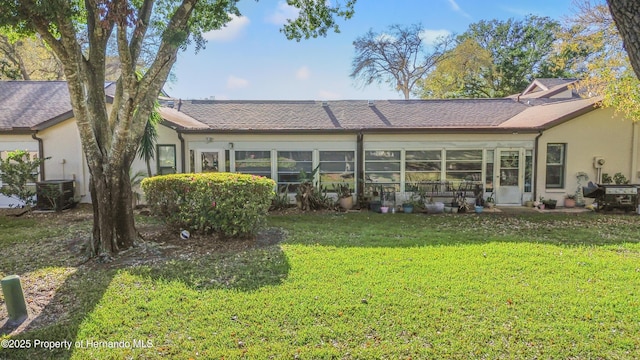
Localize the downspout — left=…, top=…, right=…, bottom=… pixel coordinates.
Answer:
left=357, top=131, right=364, bottom=206
left=31, top=132, right=45, bottom=181
left=177, top=130, right=186, bottom=173
left=532, top=130, right=544, bottom=202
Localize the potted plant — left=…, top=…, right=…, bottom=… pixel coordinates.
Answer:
left=543, top=198, right=557, bottom=209
left=333, top=183, right=353, bottom=210
left=535, top=197, right=545, bottom=210
left=402, top=193, right=422, bottom=214
left=424, top=196, right=445, bottom=214
left=564, top=194, right=576, bottom=208
left=485, top=193, right=495, bottom=209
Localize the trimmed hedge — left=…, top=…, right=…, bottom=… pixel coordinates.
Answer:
left=141, top=173, right=275, bottom=237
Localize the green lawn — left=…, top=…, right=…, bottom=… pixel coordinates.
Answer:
left=1, top=211, right=640, bottom=359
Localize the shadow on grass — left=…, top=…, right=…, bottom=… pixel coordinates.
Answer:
left=268, top=211, right=640, bottom=248
left=0, top=215, right=290, bottom=359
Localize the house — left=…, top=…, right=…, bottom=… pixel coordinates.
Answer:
left=1, top=79, right=637, bottom=208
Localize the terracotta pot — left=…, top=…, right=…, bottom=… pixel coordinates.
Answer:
left=339, top=196, right=353, bottom=210
left=564, top=198, right=576, bottom=208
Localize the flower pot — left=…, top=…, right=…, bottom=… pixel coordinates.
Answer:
left=485, top=201, right=495, bottom=209
left=474, top=205, right=483, bottom=213
left=402, top=204, right=414, bottom=214
left=538, top=203, right=545, bottom=210
left=380, top=206, right=389, bottom=214
left=370, top=201, right=382, bottom=213
left=544, top=200, right=557, bottom=209
left=425, top=202, right=445, bottom=214
left=564, top=198, right=576, bottom=208
left=339, top=196, right=353, bottom=210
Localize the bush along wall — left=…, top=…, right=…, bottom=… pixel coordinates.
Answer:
left=142, top=173, right=275, bottom=237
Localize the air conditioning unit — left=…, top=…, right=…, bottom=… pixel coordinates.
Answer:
left=593, top=156, right=606, bottom=169
left=36, top=180, right=75, bottom=211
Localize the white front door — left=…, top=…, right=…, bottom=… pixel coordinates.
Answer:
left=195, top=150, right=225, bottom=173
left=496, top=149, right=522, bottom=205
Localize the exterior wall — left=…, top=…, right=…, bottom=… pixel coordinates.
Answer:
left=537, top=108, right=638, bottom=206
left=38, top=118, right=88, bottom=203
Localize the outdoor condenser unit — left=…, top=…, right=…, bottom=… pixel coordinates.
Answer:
left=36, top=180, right=75, bottom=211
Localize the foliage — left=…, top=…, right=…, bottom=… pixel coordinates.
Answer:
left=0, top=29, right=64, bottom=80
left=351, top=23, right=453, bottom=99
left=418, top=38, right=493, bottom=98
left=0, top=150, right=48, bottom=207
left=421, top=15, right=572, bottom=98
left=0, top=0, right=357, bottom=256
left=136, top=101, right=161, bottom=177
left=270, top=185, right=292, bottom=211
left=332, top=182, right=352, bottom=198
left=294, top=165, right=335, bottom=211
left=564, top=1, right=640, bottom=122
left=613, top=172, right=629, bottom=184
left=142, top=173, right=275, bottom=237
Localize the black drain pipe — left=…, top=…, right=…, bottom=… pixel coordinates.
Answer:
left=31, top=132, right=45, bottom=180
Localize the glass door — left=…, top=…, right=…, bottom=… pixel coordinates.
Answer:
left=496, top=149, right=522, bottom=204
left=195, top=150, right=225, bottom=173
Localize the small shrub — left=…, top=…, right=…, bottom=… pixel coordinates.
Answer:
left=0, top=150, right=49, bottom=207
left=142, top=173, right=275, bottom=237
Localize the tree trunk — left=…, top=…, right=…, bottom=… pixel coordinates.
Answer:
left=88, top=157, right=138, bottom=260
left=608, top=0, right=640, bottom=79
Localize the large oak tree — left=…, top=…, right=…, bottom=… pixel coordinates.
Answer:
left=0, top=0, right=354, bottom=260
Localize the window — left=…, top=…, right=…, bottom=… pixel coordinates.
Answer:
left=277, top=151, right=312, bottom=191
left=157, top=145, right=176, bottom=175
left=546, top=144, right=566, bottom=188
left=405, top=150, right=441, bottom=186
left=235, top=151, right=272, bottom=178
left=319, top=151, right=355, bottom=190
left=485, top=150, right=494, bottom=192
left=445, top=150, right=483, bottom=185
left=365, top=150, right=401, bottom=191
left=524, top=150, right=533, bottom=192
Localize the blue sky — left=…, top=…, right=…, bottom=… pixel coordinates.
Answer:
left=164, top=0, right=587, bottom=100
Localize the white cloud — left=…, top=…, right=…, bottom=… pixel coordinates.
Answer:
left=419, top=29, right=452, bottom=46
left=226, top=75, right=249, bottom=89
left=203, top=14, right=250, bottom=42
left=446, top=0, right=472, bottom=19
left=318, top=90, right=341, bottom=100
left=266, top=1, right=300, bottom=25
left=296, top=66, right=311, bottom=80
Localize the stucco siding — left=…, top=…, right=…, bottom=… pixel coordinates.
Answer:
left=537, top=108, right=637, bottom=205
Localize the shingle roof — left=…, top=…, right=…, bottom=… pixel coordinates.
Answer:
left=167, top=98, right=534, bottom=131
left=0, top=80, right=599, bottom=133
left=162, top=96, right=598, bottom=132
left=0, top=81, right=72, bottom=130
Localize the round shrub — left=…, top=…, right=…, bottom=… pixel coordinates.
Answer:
left=141, top=173, right=275, bottom=237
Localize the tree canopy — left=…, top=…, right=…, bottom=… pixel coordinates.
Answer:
left=0, top=0, right=356, bottom=258
left=420, top=15, right=573, bottom=98
left=350, top=23, right=453, bottom=99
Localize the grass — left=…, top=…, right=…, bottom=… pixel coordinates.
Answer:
left=1, top=211, right=640, bottom=358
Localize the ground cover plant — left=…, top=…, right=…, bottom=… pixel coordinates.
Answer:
left=1, top=208, right=640, bottom=359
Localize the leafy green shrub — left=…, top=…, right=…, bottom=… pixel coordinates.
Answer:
left=142, top=173, right=275, bottom=237
left=0, top=150, right=49, bottom=207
